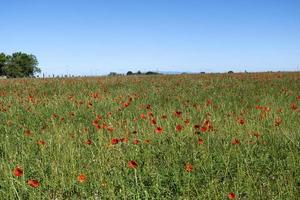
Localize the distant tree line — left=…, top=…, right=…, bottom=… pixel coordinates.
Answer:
left=126, top=70, right=160, bottom=76
left=0, top=52, right=41, bottom=78
left=108, top=70, right=161, bottom=76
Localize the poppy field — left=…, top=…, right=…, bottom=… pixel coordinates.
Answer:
left=0, top=72, right=300, bottom=199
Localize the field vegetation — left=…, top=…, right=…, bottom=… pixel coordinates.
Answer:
left=0, top=72, right=299, bottom=199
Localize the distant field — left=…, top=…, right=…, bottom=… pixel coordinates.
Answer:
left=0, top=72, right=299, bottom=199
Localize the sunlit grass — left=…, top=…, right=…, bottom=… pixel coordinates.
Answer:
left=0, top=72, right=299, bottom=199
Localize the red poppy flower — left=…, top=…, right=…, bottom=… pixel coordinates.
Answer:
left=96, top=115, right=102, bottom=120
left=151, top=119, right=157, bottom=125
left=92, top=119, right=99, bottom=126
left=28, top=95, right=34, bottom=102
left=275, top=117, right=282, bottom=126
left=184, top=119, right=190, bottom=125
left=238, top=118, right=245, bottom=125
left=297, top=95, right=300, bottom=100
left=147, top=112, right=154, bottom=117
left=27, top=179, right=40, bottom=188
left=291, top=102, right=297, bottom=110
left=87, top=102, right=93, bottom=108
left=200, top=126, right=207, bottom=132
left=133, top=139, right=139, bottom=145
left=120, top=138, right=128, bottom=143
left=161, top=115, right=167, bottom=119
left=94, top=124, right=101, bottom=129
left=92, top=92, right=99, bottom=98
left=107, top=127, right=114, bottom=132
left=198, top=138, right=204, bottom=145
left=13, top=167, right=23, bottom=177
left=174, top=111, right=182, bottom=118
left=228, top=192, right=236, bottom=199
left=140, top=113, right=146, bottom=119
left=123, top=102, right=130, bottom=107
left=37, top=140, right=46, bottom=146
left=85, top=139, right=93, bottom=145
left=77, top=174, right=87, bottom=183
left=128, top=160, right=138, bottom=169
left=206, top=99, right=212, bottom=106
left=185, top=163, right=193, bottom=172
left=111, top=138, right=119, bottom=145
left=231, top=138, right=240, bottom=145
left=194, top=124, right=200, bottom=129
left=144, top=139, right=151, bottom=144
left=155, top=127, right=163, bottom=134
left=24, top=129, right=32, bottom=136
left=176, top=124, right=183, bottom=132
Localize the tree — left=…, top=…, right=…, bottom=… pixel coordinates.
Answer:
left=145, top=71, right=160, bottom=75
left=0, top=53, right=6, bottom=76
left=3, top=52, right=41, bottom=78
left=108, top=72, right=118, bottom=76
left=127, top=71, right=133, bottom=76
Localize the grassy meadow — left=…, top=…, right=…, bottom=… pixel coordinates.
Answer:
left=0, top=72, right=300, bottom=199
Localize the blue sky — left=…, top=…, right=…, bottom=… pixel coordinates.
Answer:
left=1, top=0, right=300, bottom=75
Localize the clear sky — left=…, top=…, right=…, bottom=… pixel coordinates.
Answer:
left=1, top=0, right=300, bottom=75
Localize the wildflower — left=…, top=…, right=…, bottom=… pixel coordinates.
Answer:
left=24, top=129, right=32, bottom=136
left=140, top=113, right=146, bottom=119
left=291, top=102, right=297, bottom=110
left=85, top=139, right=93, bottom=145
left=194, top=124, right=200, bottom=129
left=144, top=139, right=151, bottom=144
left=111, top=138, right=119, bottom=145
left=228, top=192, right=236, bottom=199
left=174, top=111, right=182, bottom=118
left=198, top=138, right=204, bottom=145
left=151, top=119, right=157, bottom=125
left=133, top=139, right=139, bottom=145
left=120, top=138, right=128, bottom=143
left=27, top=179, right=40, bottom=188
left=35, top=140, right=45, bottom=148
left=77, top=174, right=87, bottom=183
left=206, top=99, right=212, bottom=106
left=161, top=115, right=167, bottom=119
left=107, top=127, right=114, bottom=132
left=87, top=102, right=93, bottom=108
left=238, top=118, right=245, bottom=125
left=128, top=160, right=138, bottom=169
left=176, top=124, right=183, bottom=132
left=184, top=119, right=190, bottom=125
left=275, top=117, right=282, bottom=126
left=200, top=126, right=207, bottom=132
left=123, top=102, right=130, bottom=107
left=155, top=127, right=163, bottom=134
left=13, top=167, right=23, bottom=177
left=185, top=163, right=193, bottom=172
left=231, top=138, right=240, bottom=145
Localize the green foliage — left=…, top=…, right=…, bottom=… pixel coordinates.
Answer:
left=0, top=53, right=6, bottom=75
left=0, top=52, right=41, bottom=78
left=127, top=71, right=133, bottom=75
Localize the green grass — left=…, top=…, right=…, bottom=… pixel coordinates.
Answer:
left=0, top=72, right=299, bottom=199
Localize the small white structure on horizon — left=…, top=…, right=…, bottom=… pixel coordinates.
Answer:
left=0, top=76, right=7, bottom=79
